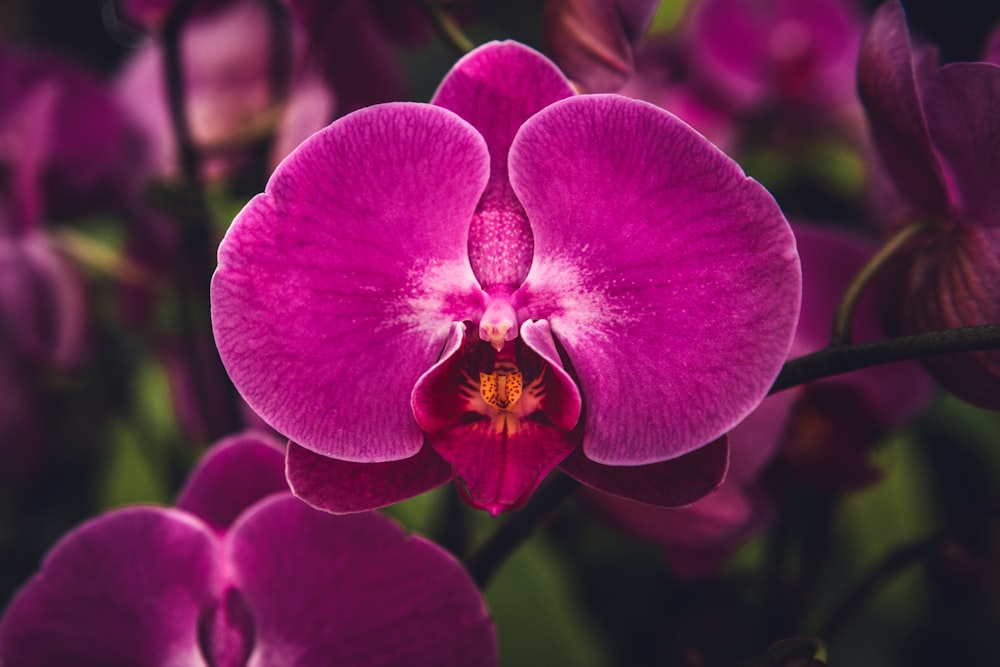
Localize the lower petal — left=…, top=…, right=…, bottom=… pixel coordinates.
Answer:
left=430, top=418, right=580, bottom=516
left=286, top=441, right=454, bottom=514
left=559, top=436, right=729, bottom=507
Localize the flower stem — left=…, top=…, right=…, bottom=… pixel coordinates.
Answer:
left=830, top=221, right=935, bottom=346
left=466, top=473, right=580, bottom=588
left=417, top=0, right=475, bottom=55
left=50, top=227, right=157, bottom=286
left=162, top=0, right=244, bottom=441
left=816, top=528, right=954, bottom=641
left=770, top=324, right=1000, bottom=394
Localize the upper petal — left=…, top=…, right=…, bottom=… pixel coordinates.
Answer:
left=857, top=0, right=952, bottom=217
left=432, top=41, right=576, bottom=289
left=212, top=102, right=490, bottom=462
left=510, top=94, right=801, bottom=465
left=922, top=62, right=1000, bottom=227
left=0, top=507, right=219, bottom=667
left=175, top=431, right=288, bottom=532
left=226, top=495, right=498, bottom=666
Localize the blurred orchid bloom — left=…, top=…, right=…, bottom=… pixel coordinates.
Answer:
left=115, top=0, right=335, bottom=183
left=541, top=0, right=660, bottom=92
left=0, top=433, right=498, bottom=667
left=859, top=0, right=1000, bottom=410
left=212, top=41, right=801, bottom=515
left=686, top=0, right=864, bottom=112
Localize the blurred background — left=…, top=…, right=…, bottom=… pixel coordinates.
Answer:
left=2, top=1, right=1000, bottom=665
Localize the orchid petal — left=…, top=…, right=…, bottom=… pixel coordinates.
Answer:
left=431, top=41, right=575, bottom=188
left=0, top=507, right=219, bottom=667
left=286, top=440, right=454, bottom=514
left=922, top=63, right=1000, bottom=227
left=212, top=102, right=489, bottom=462
left=176, top=432, right=288, bottom=532
left=429, top=419, right=578, bottom=516
left=520, top=319, right=582, bottom=431
left=510, top=94, right=800, bottom=465
left=857, top=0, right=952, bottom=216
left=226, top=495, right=497, bottom=666
left=560, top=436, right=729, bottom=507
left=899, top=224, right=1000, bottom=410
left=542, top=0, right=640, bottom=93
left=432, top=41, right=575, bottom=289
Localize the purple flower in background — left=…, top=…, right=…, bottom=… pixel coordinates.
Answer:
left=541, top=0, right=660, bottom=92
left=775, top=224, right=932, bottom=488
left=212, top=41, right=801, bottom=515
left=1, top=42, right=142, bottom=480
left=686, top=0, right=864, bottom=112
left=859, top=0, right=1000, bottom=410
left=115, top=0, right=334, bottom=182
left=284, top=0, right=432, bottom=113
left=117, top=0, right=231, bottom=30
left=0, top=433, right=498, bottom=667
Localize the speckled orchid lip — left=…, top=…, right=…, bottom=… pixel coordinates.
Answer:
left=211, top=40, right=801, bottom=514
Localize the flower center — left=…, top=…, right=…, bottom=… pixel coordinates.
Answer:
left=480, top=370, right=523, bottom=410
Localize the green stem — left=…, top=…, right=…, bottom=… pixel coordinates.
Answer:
left=162, top=0, right=244, bottom=441
left=466, top=473, right=580, bottom=588
left=830, top=221, right=935, bottom=346
left=816, top=529, right=953, bottom=641
left=418, top=0, right=475, bottom=55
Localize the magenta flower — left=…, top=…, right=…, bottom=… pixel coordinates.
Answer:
left=686, top=0, right=864, bottom=112
left=0, top=433, right=497, bottom=666
left=211, top=41, right=801, bottom=515
left=858, top=0, right=1000, bottom=410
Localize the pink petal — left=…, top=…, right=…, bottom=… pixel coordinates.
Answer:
left=286, top=440, right=454, bottom=514
left=560, top=436, right=730, bottom=507
left=510, top=94, right=800, bottom=465
left=175, top=431, right=288, bottom=532
left=857, top=0, right=952, bottom=216
left=0, top=507, right=220, bottom=667
left=922, top=63, right=1000, bottom=227
left=432, top=41, right=575, bottom=289
left=212, top=102, right=490, bottom=462
left=896, top=223, right=1000, bottom=410
left=226, top=495, right=498, bottom=666
left=429, top=418, right=579, bottom=516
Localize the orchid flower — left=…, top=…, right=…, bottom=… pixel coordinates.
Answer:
left=0, top=433, right=497, bottom=667
left=858, top=0, right=1000, bottom=410
left=211, top=41, right=802, bottom=515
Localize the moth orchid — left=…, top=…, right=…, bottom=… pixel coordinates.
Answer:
left=211, top=41, right=801, bottom=515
